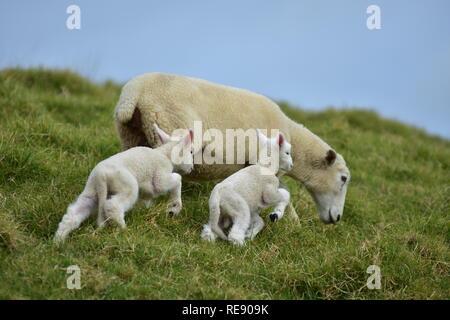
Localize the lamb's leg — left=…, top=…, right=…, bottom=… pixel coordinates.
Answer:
left=200, top=224, right=217, bottom=242
left=263, top=186, right=290, bottom=222
left=54, top=192, right=97, bottom=243
left=219, top=215, right=232, bottom=229
left=154, top=173, right=182, bottom=217
left=270, top=188, right=290, bottom=221
left=104, top=171, right=139, bottom=229
left=139, top=182, right=154, bottom=208
left=143, top=199, right=153, bottom=208
left=245, top=213, right=265, bottom=240
left=287, top=202, right=299, bottom=221
left=278, top=178, right=299, bottom=220
left=225, top=198, right=251, bottom=246
left=167, top=175, right=182, bottom=216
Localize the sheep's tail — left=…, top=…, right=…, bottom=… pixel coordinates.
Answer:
left=208, top=188, right=228, bottom=240
left=114, top=78, right=151, bottom=149
left=114, top=79, right=141, bottom=124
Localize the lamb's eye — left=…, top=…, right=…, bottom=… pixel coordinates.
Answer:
left=341, top=176, right=347, bottom=183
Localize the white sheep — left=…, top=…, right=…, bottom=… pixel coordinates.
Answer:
left=54, top=124, right=193, bottom=243
left=114, top=73, right=350, bottom=224
left=201, top=130, right=293, bottom=245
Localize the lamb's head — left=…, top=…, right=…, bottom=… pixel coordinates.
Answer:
left=256, top=129, right=293, bottom=173
left=153, top=124, right=194, bottom=174
left=303, top=149, right=350, bottom=224
left=277, top=132, right=293, bottom=173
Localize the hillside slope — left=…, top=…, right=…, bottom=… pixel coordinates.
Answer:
left=0, top=68, right=448, bottom=299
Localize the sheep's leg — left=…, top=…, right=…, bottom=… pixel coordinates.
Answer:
left=54, top=192, right=97, bottom=243
left=245, top=213, right=265, bottom=240
left=152, top=172, right=183, bottom=216
left=104, top=171, right=139, bottom=229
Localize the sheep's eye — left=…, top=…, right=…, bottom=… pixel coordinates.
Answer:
left=341, top=176, right=347, bottom=183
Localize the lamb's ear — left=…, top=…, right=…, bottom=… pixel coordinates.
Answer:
left=256, top=128, right=268, bottom=144
left=278, top=132, right=285, bottom=147
left=153, top=123, right=171, bottom=144
left=181, top=129, right=193, bottom=147
left=325, top=149, right=337, bottom=166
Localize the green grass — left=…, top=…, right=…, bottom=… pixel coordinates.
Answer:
left=0, top=68, right=449, bottom=299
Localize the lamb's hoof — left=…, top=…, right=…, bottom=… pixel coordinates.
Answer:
left=53, top=235, right=65, bottom=245
left=228, top=236, right=245, bottom=246
left=167, top=201, right=182, bottom=217
left=269, top=213, right=279, bottom=222
left=200, top=225, right=217, bottom=242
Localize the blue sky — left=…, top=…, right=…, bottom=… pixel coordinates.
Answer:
left=1, top=0, right=449, bottom=138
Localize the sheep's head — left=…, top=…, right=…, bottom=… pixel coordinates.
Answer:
left=302, top=149, right=350, bottom=224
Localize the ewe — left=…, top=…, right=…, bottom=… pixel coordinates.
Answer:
left=54, top=124, right=193, bottom=243
left=201, top=130, right=293, bottom=245
left=114, top=73, right=350, bottom=224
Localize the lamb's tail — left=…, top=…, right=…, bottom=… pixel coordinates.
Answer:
left=53, top=176, right=98, bottom=244
left=208, top=188, right=228, bottom=241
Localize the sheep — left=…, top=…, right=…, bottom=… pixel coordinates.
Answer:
left=54, top=124, right=193, bottom=243
left=200, top=129, right=293, bottom=245
left=114, top=72, right=351, bottom=224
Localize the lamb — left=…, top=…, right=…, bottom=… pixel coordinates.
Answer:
left=200, top=129, right=293, bottom=245
left=114, top=73, right=350, bottom=224
left=54, top=124, right=193, bottom=243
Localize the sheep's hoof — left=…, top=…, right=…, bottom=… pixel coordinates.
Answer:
left=269, top=213, right=279, bottom=222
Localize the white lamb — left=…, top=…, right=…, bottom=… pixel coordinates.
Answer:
left=54, top=124, right=193, bottom=243
left=201, top=130, right=293, bottom=245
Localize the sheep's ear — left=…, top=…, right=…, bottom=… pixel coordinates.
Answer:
left=153, top=123, right=171, bottom=144
left=325, top=149, right=336, bottom=166
left=278, top=132, right=285, bottom=147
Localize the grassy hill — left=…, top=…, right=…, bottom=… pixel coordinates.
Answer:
left=0, top=68, right=448, bottom=299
